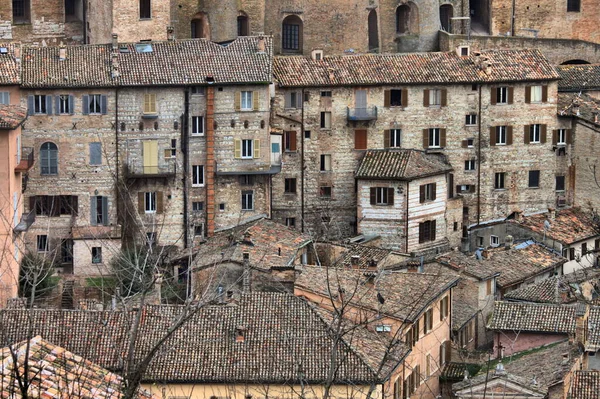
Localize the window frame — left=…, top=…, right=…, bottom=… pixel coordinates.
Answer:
left=496, top=126, right=507, bottom=145
left=284, top=178, right=297, bottom=194
left=33, top=95, right=47, bottom=114
left=40, top=142, right=58, bottom=175
left=91, top=247, right=103, bottom=264
left=191, top=116, right=205, bottom=136
left=528, top=170, right=540, bottom=188
left=319, top=185, right=332, bottom=199
left=320, top=111, right=332, bottom=129
left=567, top=0, right=580, bottom=12
left=555, top=175, right=566, bottom=192
left=389, top=129, right=402, bottom=148
left=88, top=94, right=102, bottom=114
left=58, top=94, right=71, bottom=114
left=428, top=128, right=441, bottom=148
left=530, top=85, right=543, bottom=103
left=145, top=192, right=157, bottom=214
left=320, top=154, right=332, bottom=171
left=192, top=165, right=205, bottom=187
left=465, top=113, right=477, bottom=126
left=557, top=129, right=567, bottom=145
left=139, top=0, right=151, bottom=19
left=390, top=89, right=403, bottom=107
left=241, top=139, right=253, bottom=159
left=241, top=190, right=254, bottom=211
left=530, top=124, right=541, bottom=143
left=285, top=217, right=296, bottom=227
left=494, top=172, right=506, bottom=190
left=490, top=235, right=500, bottom=247
left=192, top=201, right=204, bottom=211
left=375, top=187, right=391, bottom=206
left=240, top=91, right=253, bottom=111
left=429, top=89, right=442, bottom=107
left=37, top=234, right=48, bottom=252
left=496, top=87, right=508, bottom=104
left=465, top=159, right=476, bottom=171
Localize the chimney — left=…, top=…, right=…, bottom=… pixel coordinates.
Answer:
left=111, top=53, right=120, bottom=78
left=350, top=255, right=360, bottom=266
left=13, top=43, right=21, bottom=62
left=111, top=34, right=119, bottom=52
left=235, top=326, right=246, bottom=342
left=59, top=46, right=66, bottom=61
left=167, top=26, right=175, bottom=41
left=548, top=207, right=556, bottom=220
left=593, top=111, right=599, bottom=124
left=505, top=235, right=514, bottom=250
left=242, top=252, right=250, bottom=292
left=256, top=36, right=266, bottom=53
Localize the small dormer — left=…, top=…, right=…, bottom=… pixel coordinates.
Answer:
left=311, top=49, right=323, bottom=61
left=456, top=45, right=470, bottom=58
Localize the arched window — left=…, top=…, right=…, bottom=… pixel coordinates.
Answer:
left=440, top=4, right=453, bottom=32
left=191, top=12, right=209, bottom=39
left=40, top=142, right=58, bottom=175
left=368, top=9, right=379, bottom=51
left=396, top=5, right=410, bottom=34
left=238, top=12, right=249, bottom=36
left=282, top=15, right=303, bottom=53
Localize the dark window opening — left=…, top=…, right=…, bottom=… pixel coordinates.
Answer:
left=567, top=0, right=580, bottom=12
left=396, top=5, right=410, bottom=34
left=237, top=14, right=249, bottom=36
left=390, top=90, right=403, bottom=107
left=282, top=15, right=303, bottom=53
left=12, top=0, right=30, bottom=22
left=528, top=170, right=540, bottom=188
left=140, top=0, right=151, bottom=19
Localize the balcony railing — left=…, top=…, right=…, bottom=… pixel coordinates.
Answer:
left=14, top=210, right=35, bottom=233
left=347, top=106, right=378, bottom=121
left=125, top=159, right=177, bottom=179
left=15, top=147, right=34, bottom=172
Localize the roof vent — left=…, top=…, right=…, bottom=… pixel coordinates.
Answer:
left=351, top=255, right=360, bottom=266
left=119, top=45, right=130, bottom=54
left=0, top=47, right=8, bottom=55
left=311, top=49, right=323, bottom=61
left=134, top=43, right=153, bottom=53
left=59, top=46, right=66, bottom=61
left=205, top=75, right=215, bottom=84
left=494, top=361, right=506, bottom=376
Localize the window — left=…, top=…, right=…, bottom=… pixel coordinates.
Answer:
left=465, top=114, right=477, bottom=125
left=284, top=131, right=297, bottom=152
left=528, top=170, right=540, bottom=188
left=167, top=139, right=177, bottom=158
left=419, top=183, right=436, bottom=203
left=40, top=142, right=58, bottom=175
left=458, top=185, right=474, bottom=194
left=529, top=85, right=543, bottom=103
left=37, top=235, right=48, bottom=252
left=370, top=187, right=394, bottom=206
left=321, top=91, right=332, bottom=97
left=304, top=130, right=311, bottom=139
left=319, top=186, right=332, bottom=198
left=490, top=235, right=500, bottom=247
left=241, top=139, right=253, bottom=159
left=355, top=130, right=367, bottom=150
left=376, top=325, right=392, bottom=333
left=529, top=124, right=541, bottom=143
left=0, top=92, right=9, bottom=104
left=61, top=239, right=73, bottom=264
left=91, top=196, right=108, bottom=225
left=428, top=128, right=441, bottom=148
left=556, top=175, right=565, bottom=191
left=285, top=217, right=296, bottom=227
left=320, top=154, right=332, bottom=171
left=88, top=94, right=102, bottom=114
left=495, top=87, right=509, bottom=104
left=385, top=129, right=402, bottom=148
left=486, top=279, right=494, bottom=295
left=477, top=236, right=484, bottom=247
left=495, top=126, right=507, bottom=145
left=440, top=296, right=449, bottom=320
left=385, top=89, right=406, bottom=107
left=191, top=86, right=205, bottom=95
left=191, top=116, right=204, bottom=135
left=465, top=159, right=476, bottom=171
left=91, top=247, right=102, bottom=264
left=12, top=0, right=30, bottom=22
left=440, top=341, right=450, bottom=367
left=192, top=201, right=204, bottom=211
left=284, top=91, right=299, bottom=109
left=320, top=112, right=331, bottom=129
left=404, top=320, right=420, bottom=347
left=282, top=15, right=303, bottom=52
left=241, top=190, right=254, bottom=210
left=89, top=142, right=102, bottom=165
left=31, top=196, right=78, bottom=217
left=467, top=138, right=474, bottom=147
left=285, top=178, right=297, bottom=193
left=428, top=89, right=442, bottom=107
left=240, top=91, right=253, bottom=111
left=237, top=14, right=249, bottom=36
left=418, top=220, right=436, bottom=243
left=567, top=0, right=580, bottom=12
left=145, top=192, right=156, bottom=213
left=557, top=129, right=567, bottom=145
left=426, top=354, right=431, bottom=378
left=423, top=308, right=434, bottom=334
left=192, top=165, right=204, bottom=187
left=239, top=175, right=254, bottom=186
left=143, top=93, right=156, bottom=114
left=140, top=0, right=151, bottom=19
left=32, top=95, right=48, bottom=114
left=582, top=242, right=588, bottom=255
left=494, top=172, right=506, bottom=189
left=194, top=224, right=204, bottom=237
left=57, top=95, right=72, bottom=114
left=219, top=203, right=225, bottom=211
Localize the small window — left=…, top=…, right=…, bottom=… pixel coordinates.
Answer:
left=354, top=130, right=367, bottom=150
left=465, top=114, right=477, bottom=125
left=191, top=86, right=205, bottom=95
left=567, top=0, right=580, bottom=12
left=191, top=116, right=204, bottom=135
left=192, top=201, right=204, bottom=211
left=192, top=165, right=204, bottom=187
left=285, top=178, right=297, bottom=193
left=88, top=94, right=102, bottom=114
left=194, top=224, right=204, bottom=237
left=61, top=239, right=73, bottom=263
left=58, top=95, right=72, bottom=114
left=465, top=159, right=476, bottom=171
left=219, top=203, right=225, bottom=211
left=140, top=0, right=151, bottom=19
left=429, top=89, right=441, bottom=107
left=528, top=170, right=540, bottom=188
left=390, top=89, right=403, bottom=107
left=37, top=235, right=48, bottom=252
left=304, top=130, right=311, bottom=139
left=496, top=87, right=508, bottom=104
left=40, top=142, right=58, bottom=175
left=91, top=247, right=102, bottom=264
left=12, top=0, right=30, bottom=22
left=145, top=192, right=157, bottom=213
left=423, top=308, right=434, bottom=333
left=91, top=196, right=108, bottom=225
left=168, top=139, right=177, bottom=158
left=373, top=187, right=392, bottom=205
left=33, top=95, right=48, bottom=114
left=284, top=131, right=297, bottom=152
left=428, top=128, right=441, bottom=148
left=240, top=91, right=253, bottom=111
left=241, top=139, right=253, bottom=159
left=285, top=92, right=299, bottom=109
left=495, top=172, right=506, bottom=189
left=557, top=129, right=567, bottom=145
left=388, top=129, right=402, bottom=148
left=320, top=112, right=331, bottom=129
left=530, top=85, right=543, bottom=103
left=496, top=126, right=507, bottom=145
left=320, top=154, right=332, bottom=171
left=490, top=235, right=500, bottom=247
left=237, top=14, right=249, bottom=36
left=0, top=92, right=9, bottom=105
left=319, top=186, right=332, bottom=198
left=458, top=185, right=472, bottom=194
left=556, top=175, right=565, bottom=191
left=376, top=325, right=392, bottom=333
left=420, top=183, right=436, bottom=203
left=453, top=222, right=458, bottom=231
left=477, top=236, right=484, bottom=247
left=418, top=220, right=436, bottom=243
left=89, top=142, right=102, bottom=165
left=241, top=190, right=254, bottom=210
left=143, top=93, right=157, bottom=114
left=239, top=175, right=254, bottom=186
left=320, top=91, right=332, bottom=97
left=285, top=217, right=296, bottom=227
left=530, top=124, right=541, bottom=143
left=282, top=15, right=303, bottom=52
left=467, top=138, right=474, bottom=147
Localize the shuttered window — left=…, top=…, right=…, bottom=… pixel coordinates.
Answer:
left=354, top=130, right=367, bottom=150
left=370, top=187, right=394, bottom=206
left=418, top=220, right=436, bottom=243
left=89, top=142, right=102, bottom=165
left=284, top=131, right=297, bottom=152
left=90, top=196, right=108, bottom=225
left=143, top=93, right=157, bottom=114
left=40, top=142, right=58, bottom=175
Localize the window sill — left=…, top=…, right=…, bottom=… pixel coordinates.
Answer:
left=494, top=188, right=507, bottom=191
left=192, top=185, right=205, bottom=188
left=190, top=134, right=205, bottom=137
left=495, top=143, right=507, bottom=146
left=465, top=124, right=477, bottom=127
left=139, top=18, right=153, bottom=21
left=284, top=192, right=297, bottom=195
left=241, top=209, right=254, bottom=212
left=240, top=108, right=254, bottom=112
left=145, top=211, right=157, bottom=214
left=142, top=113, right=158, bottom=119
left=373, top=204, right=393, bottom=207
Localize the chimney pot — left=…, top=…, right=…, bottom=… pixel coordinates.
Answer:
left=59, top=47, right=66, bottom=61
left=111, top=34, right=118, bottom=51
left=13, top=45, right=21, bottom=62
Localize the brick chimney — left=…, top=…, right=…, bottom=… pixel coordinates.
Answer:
left=59, top=45, right=66, bottom=61
left=111, top=33, right=118, bottom=52
left=167, top=26, right=175, bottom=41
left=13, top=43, right=21, bottom=62
left=256, top=36, right=265, bottom=53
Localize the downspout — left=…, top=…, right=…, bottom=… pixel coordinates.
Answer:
left=405, top=181, right=410, bottom=252
left=114, top=87, right=120, bottom=224
left=477, top=84, right=482, bottom=225
left=182, top=88, right=189, bottom=248
left=301, top=88, right=305, bottom=233
left=205, top=86, right=216, bottom=237
left=82, top=0, right=88, bottom=44
left=510, top=0, right=516, bottom=36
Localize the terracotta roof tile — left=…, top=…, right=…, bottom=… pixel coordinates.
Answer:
left=557, top=64, right=600, bottom=92
left=355, top=149, right=452, bottom=180
left=587, top=306, right=600, bottom=350
left=488, top=301, right=576, bottom=334
left=514, top=208, right=600, bottom=245
left=558, top=92, right=600, bottom=127
left=331, top=243, right=398, bottom=268
left=0, top=44, right=20, bottom=85
left=569, top=370, right=600, bottom=399
left=274, top=49, right=559, bottom=87
left=0, top=104, right=27, bottom=129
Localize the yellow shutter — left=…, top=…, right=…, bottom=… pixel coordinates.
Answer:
left=143, top=140, right=158, bottom=174
left=143, top=94, right=156, bottom=114
left=234, top=138, right=241, bottom=159
left=253, top=139, right=260, bottom=158
left=253, top=91, right=259, bottom=111
left=234, top=92, right=241, bottom=111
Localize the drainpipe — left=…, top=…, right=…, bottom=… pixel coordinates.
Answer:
left=205, top=86, right=216, bottom=237
left=405, top=181, right=410, bottom=252
left=510, top=0, right=516, bottom=36
left=477, top=84, right=482, bottom=225
left=82, top=0, right=88, bottom=44
left=301, top=88, right=305, bottom=233
left=114, top=87, right=120, bottom=226
left=182, top=89, right=189, bottom=248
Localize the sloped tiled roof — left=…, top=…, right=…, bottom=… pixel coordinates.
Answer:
left=19, top=37, right=272, bottom=88
left=274, top=49, right=559, bottom=87
left=192, top=217, right=312, bottom=271
left=0, top=44, right=20, bottom=85
left=295, top=266, right=459, bottom=322
left=355, top=149, right=452, bottom=180
left=558, top=92, right=600, bottom=127
left=0, top=104, right=27, bottom=129
left=587, top=306, right=600, bottom=350
left=439, top=244, right=565, bottom=289
left=504, top=268, right=600, bottom=304
left=0, top=293, right=390, bottom=384
left=557, top=64, right=600, bottom=92
left=487, top=301, right=576, bottom=334
left=332, top=243, right=397, bottom=268
left=514, top=208, right=600, bottom=245
left=0, top=336, right=155, bottom=399
left=569, top=371, right=600, bottom=399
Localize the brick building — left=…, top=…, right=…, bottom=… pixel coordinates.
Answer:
left=271, top=48, right=567, bottom=243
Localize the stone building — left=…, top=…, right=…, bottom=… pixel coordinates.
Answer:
left=271, top=48, right=566, bottom=243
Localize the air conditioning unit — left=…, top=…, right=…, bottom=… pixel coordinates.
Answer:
left=557, top=196, right=567, bottom=207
